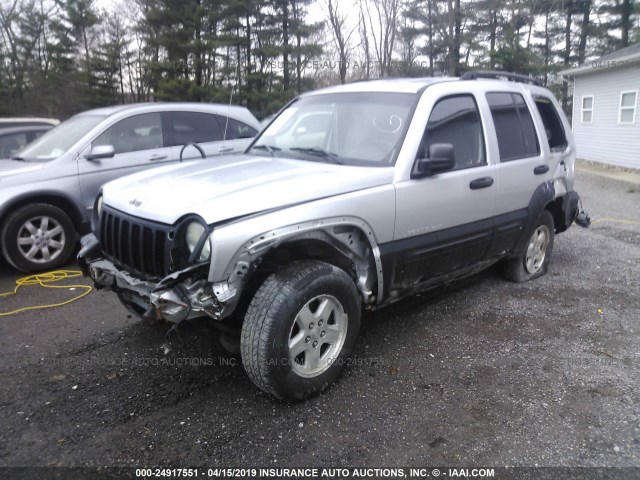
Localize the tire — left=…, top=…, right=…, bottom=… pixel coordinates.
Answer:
left=503, top=210, right=555, bottom=283
left=1, top=203, right=76, bottom=273
left=240, top=260, right=361, bottom=401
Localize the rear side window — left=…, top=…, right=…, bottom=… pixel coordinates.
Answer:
left=486, top=92, right=540, bottom=161
left=534, top=96, right=568, bottom=152
left=419, top=94, right=486, bottom=171
left=0, top=132, right=29, bottom=157
left=167, top=112, right=223, bottom=146
left=218, top=116, right=258, bottom=140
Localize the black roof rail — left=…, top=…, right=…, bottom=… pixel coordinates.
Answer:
left=460, top=70, right=543, bottom=86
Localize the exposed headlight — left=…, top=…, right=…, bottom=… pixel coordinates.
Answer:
left=200, top=237, right=211, bottom=261
left=96, top=195, right=103, bottom=216
left=185, top=221, right=211, bottom=262
left=186, top=222, right=204, bottom=251
left=92, top=194, right=104, bottom=232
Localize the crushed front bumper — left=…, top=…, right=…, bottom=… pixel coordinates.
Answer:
left=78, top=234, right=222, bottom=323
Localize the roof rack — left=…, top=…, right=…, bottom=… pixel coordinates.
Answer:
left=460, top=70, right=543, bottom=86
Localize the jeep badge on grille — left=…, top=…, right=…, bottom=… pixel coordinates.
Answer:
left=129, top=199, right=142, bottom=207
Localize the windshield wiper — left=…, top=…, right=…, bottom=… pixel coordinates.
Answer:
left=10, top=156, right=25, bottom=162
left=251, top=144, right=281, bottom=157
left=289, top=147, right=343, bottom=165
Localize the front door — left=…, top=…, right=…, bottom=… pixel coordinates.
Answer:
left=77, top=112, right=174, bottom=209
left=392, top=92, right=497, bottom=289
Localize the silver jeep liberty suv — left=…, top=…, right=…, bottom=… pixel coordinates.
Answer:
left=80, top=72, right=586, bottom=401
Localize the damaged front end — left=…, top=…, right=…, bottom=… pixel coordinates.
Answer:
left=78, top=233, right=222, bottom=323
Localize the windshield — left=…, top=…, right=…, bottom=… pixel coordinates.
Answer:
left=15, top=114, right=107, bottom=161
left=251, top=92, right=418, bottom=167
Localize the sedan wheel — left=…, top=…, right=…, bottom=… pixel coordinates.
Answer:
left=16, top=215, right=67, bottom=264
left=1, top=203, right=76, bottom=273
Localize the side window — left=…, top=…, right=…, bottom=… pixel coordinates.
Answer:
left=0, top=132, right=29, bottom=157
left=534, top=96, right=568, bottom=152
left=167, top=112, right=223, bottom=146
left=619, top=91, right=637, bottom=124
left=93, top=113, right=163, bottom=154
left=486, top=92, right=540, bottom=162
left=217, top=116, right=258, bottom=140
left=581, top=96, right=594, bottom=123
left=419, top=94, right=486, bottom=171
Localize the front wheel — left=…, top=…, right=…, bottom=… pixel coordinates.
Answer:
left=1, top=203, right=76, bottom=273
left=503, top=210, right=555, bottom=283
left=240, top=260, right=361, bottom=401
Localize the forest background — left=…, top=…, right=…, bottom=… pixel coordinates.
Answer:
left=0, top=0, right=638, bottom=120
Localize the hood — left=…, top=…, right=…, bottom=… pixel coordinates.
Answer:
left=103, top=154, right=394, bottom=225
left=0, top=159, right=45, bottom=179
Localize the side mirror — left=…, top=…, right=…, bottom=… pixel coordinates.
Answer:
left=412, top=143, right=456, bottom=178
left=85, top=145, right=115, bottom=161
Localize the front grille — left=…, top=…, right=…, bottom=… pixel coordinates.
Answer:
left=99, top=207, right=171, bottom=278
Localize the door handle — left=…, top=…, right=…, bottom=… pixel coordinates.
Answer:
left=148, top=154, right=168, bottom=161
left=469, top=177, right=494, bottom=190
left=218, top=146, right=234, bottom=153
left=534, top=165, right=549, bottom=175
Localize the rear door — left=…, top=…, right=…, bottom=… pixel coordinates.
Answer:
left=164, top=111, right=257, bottom=159
left=485, top=91, right=547, bottom=255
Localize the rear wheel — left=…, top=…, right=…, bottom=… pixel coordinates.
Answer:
left=503, top=210, right=555, bottom=283
left=240, top=260, right=361, bottom=401
left=1, top=203, right=76, bottom=273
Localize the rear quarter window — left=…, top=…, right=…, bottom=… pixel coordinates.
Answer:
left=534, top=96, right=568, bottom=152
left=218, top=116, right=259, bottom=140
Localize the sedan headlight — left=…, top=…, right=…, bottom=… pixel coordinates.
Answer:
left=185, top=221, right=211, bottom=262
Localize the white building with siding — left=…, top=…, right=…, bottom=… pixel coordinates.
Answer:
left=560, top=43, right=640, bottom=169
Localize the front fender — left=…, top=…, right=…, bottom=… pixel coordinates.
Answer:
left=208, top=216, right=384, bottom=318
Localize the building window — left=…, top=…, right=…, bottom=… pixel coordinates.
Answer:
left=619, top=91, right=637, bottom=124
left=581, top=96, right=593, bottom=124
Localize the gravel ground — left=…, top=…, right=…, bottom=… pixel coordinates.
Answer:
left=0, top=169, right=638, bottom=471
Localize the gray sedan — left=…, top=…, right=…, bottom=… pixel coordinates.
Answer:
left=0, top=103, right=261, bottom=273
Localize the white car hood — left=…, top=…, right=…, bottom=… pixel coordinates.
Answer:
left=0, top=159, right=44, bottom=179
left=103, top=155, right=394, bottom=225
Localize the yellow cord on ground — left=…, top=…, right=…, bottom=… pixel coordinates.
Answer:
left=592, top=217, right=640, bottom=226
left=0, top=270, right=92, bottom=317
